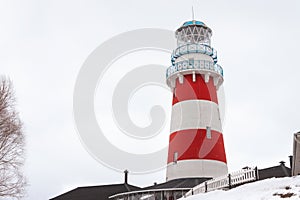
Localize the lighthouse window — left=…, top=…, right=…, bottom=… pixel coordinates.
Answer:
left=206, top=126, right=212, bottom=139
left=189, top=58, right=194, bottom=66
left=174, top=152, right=178, bottom=163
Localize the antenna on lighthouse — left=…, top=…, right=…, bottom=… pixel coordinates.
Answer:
left=192, top=6, right=195, bottom=21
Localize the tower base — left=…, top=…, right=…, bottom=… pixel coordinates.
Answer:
left=166, top=159, right=228, bottom=181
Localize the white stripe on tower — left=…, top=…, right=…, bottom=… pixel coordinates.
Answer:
left=167, top=160, right=228, bottom=180
left=170, top=100, right=222, bottom=133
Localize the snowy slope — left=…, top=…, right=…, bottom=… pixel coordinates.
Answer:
left=184, top=176, right=300, bottom=200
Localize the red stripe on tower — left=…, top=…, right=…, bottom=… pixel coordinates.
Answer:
left=173, top=74, right=218, bottom=105
left=166, top=20, right=227, bottom=181
left=167, top=129, right=227, bottom=164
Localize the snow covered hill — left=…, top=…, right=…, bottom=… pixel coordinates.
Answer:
left=183, top=176, right=300, bottom=200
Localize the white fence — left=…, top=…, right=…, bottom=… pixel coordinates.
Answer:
left=230, top=168, right=257, bottom=186
left=184, top=167, right=258, bottom=197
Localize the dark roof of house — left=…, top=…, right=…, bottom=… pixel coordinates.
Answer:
left=49, top=183, right=140, bottom=200
left=258, top=163, right=291, bottom=180
left=143, top=177, right=210, bottom=190
left=50, top=163, right=293, bottom=199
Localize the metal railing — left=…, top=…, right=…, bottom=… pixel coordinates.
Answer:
left=109, top=188, right=190, bottom=200
left=184, top=167, right=258, bottom=197
left=166, top=60, right=223, bottom=79
left=171, top=43, right=218, bottom=65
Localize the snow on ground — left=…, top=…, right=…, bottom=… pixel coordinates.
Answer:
left=184, top=176, right=300, bottom=200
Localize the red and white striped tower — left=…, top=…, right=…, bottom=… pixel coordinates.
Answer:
left=166, top=20, right=228, bottom=181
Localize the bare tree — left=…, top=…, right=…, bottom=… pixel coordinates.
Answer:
left=0, top=78, right=25, bottom=199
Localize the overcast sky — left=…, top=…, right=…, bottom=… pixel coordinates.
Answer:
left=1, top=0, right=300, bottom=199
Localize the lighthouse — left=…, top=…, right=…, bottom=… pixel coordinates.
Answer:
left=166, top=20, right=228, bottom=181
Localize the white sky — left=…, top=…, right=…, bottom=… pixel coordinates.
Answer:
left=0, top=0, right=300, bottom=199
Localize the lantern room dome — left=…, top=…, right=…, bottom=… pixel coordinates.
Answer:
left=182, top=20, right=206, bottom=27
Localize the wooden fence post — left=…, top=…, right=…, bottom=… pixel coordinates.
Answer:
left=255, top=167, right=259, bottom=181
left=228, top=174, right=232, bottom=189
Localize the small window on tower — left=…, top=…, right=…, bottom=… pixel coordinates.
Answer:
left=174, top=152, right=178, bottom=164
left=206, top=126, right=211, bottom=139
left=189, top=58, right=194, bottom=66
